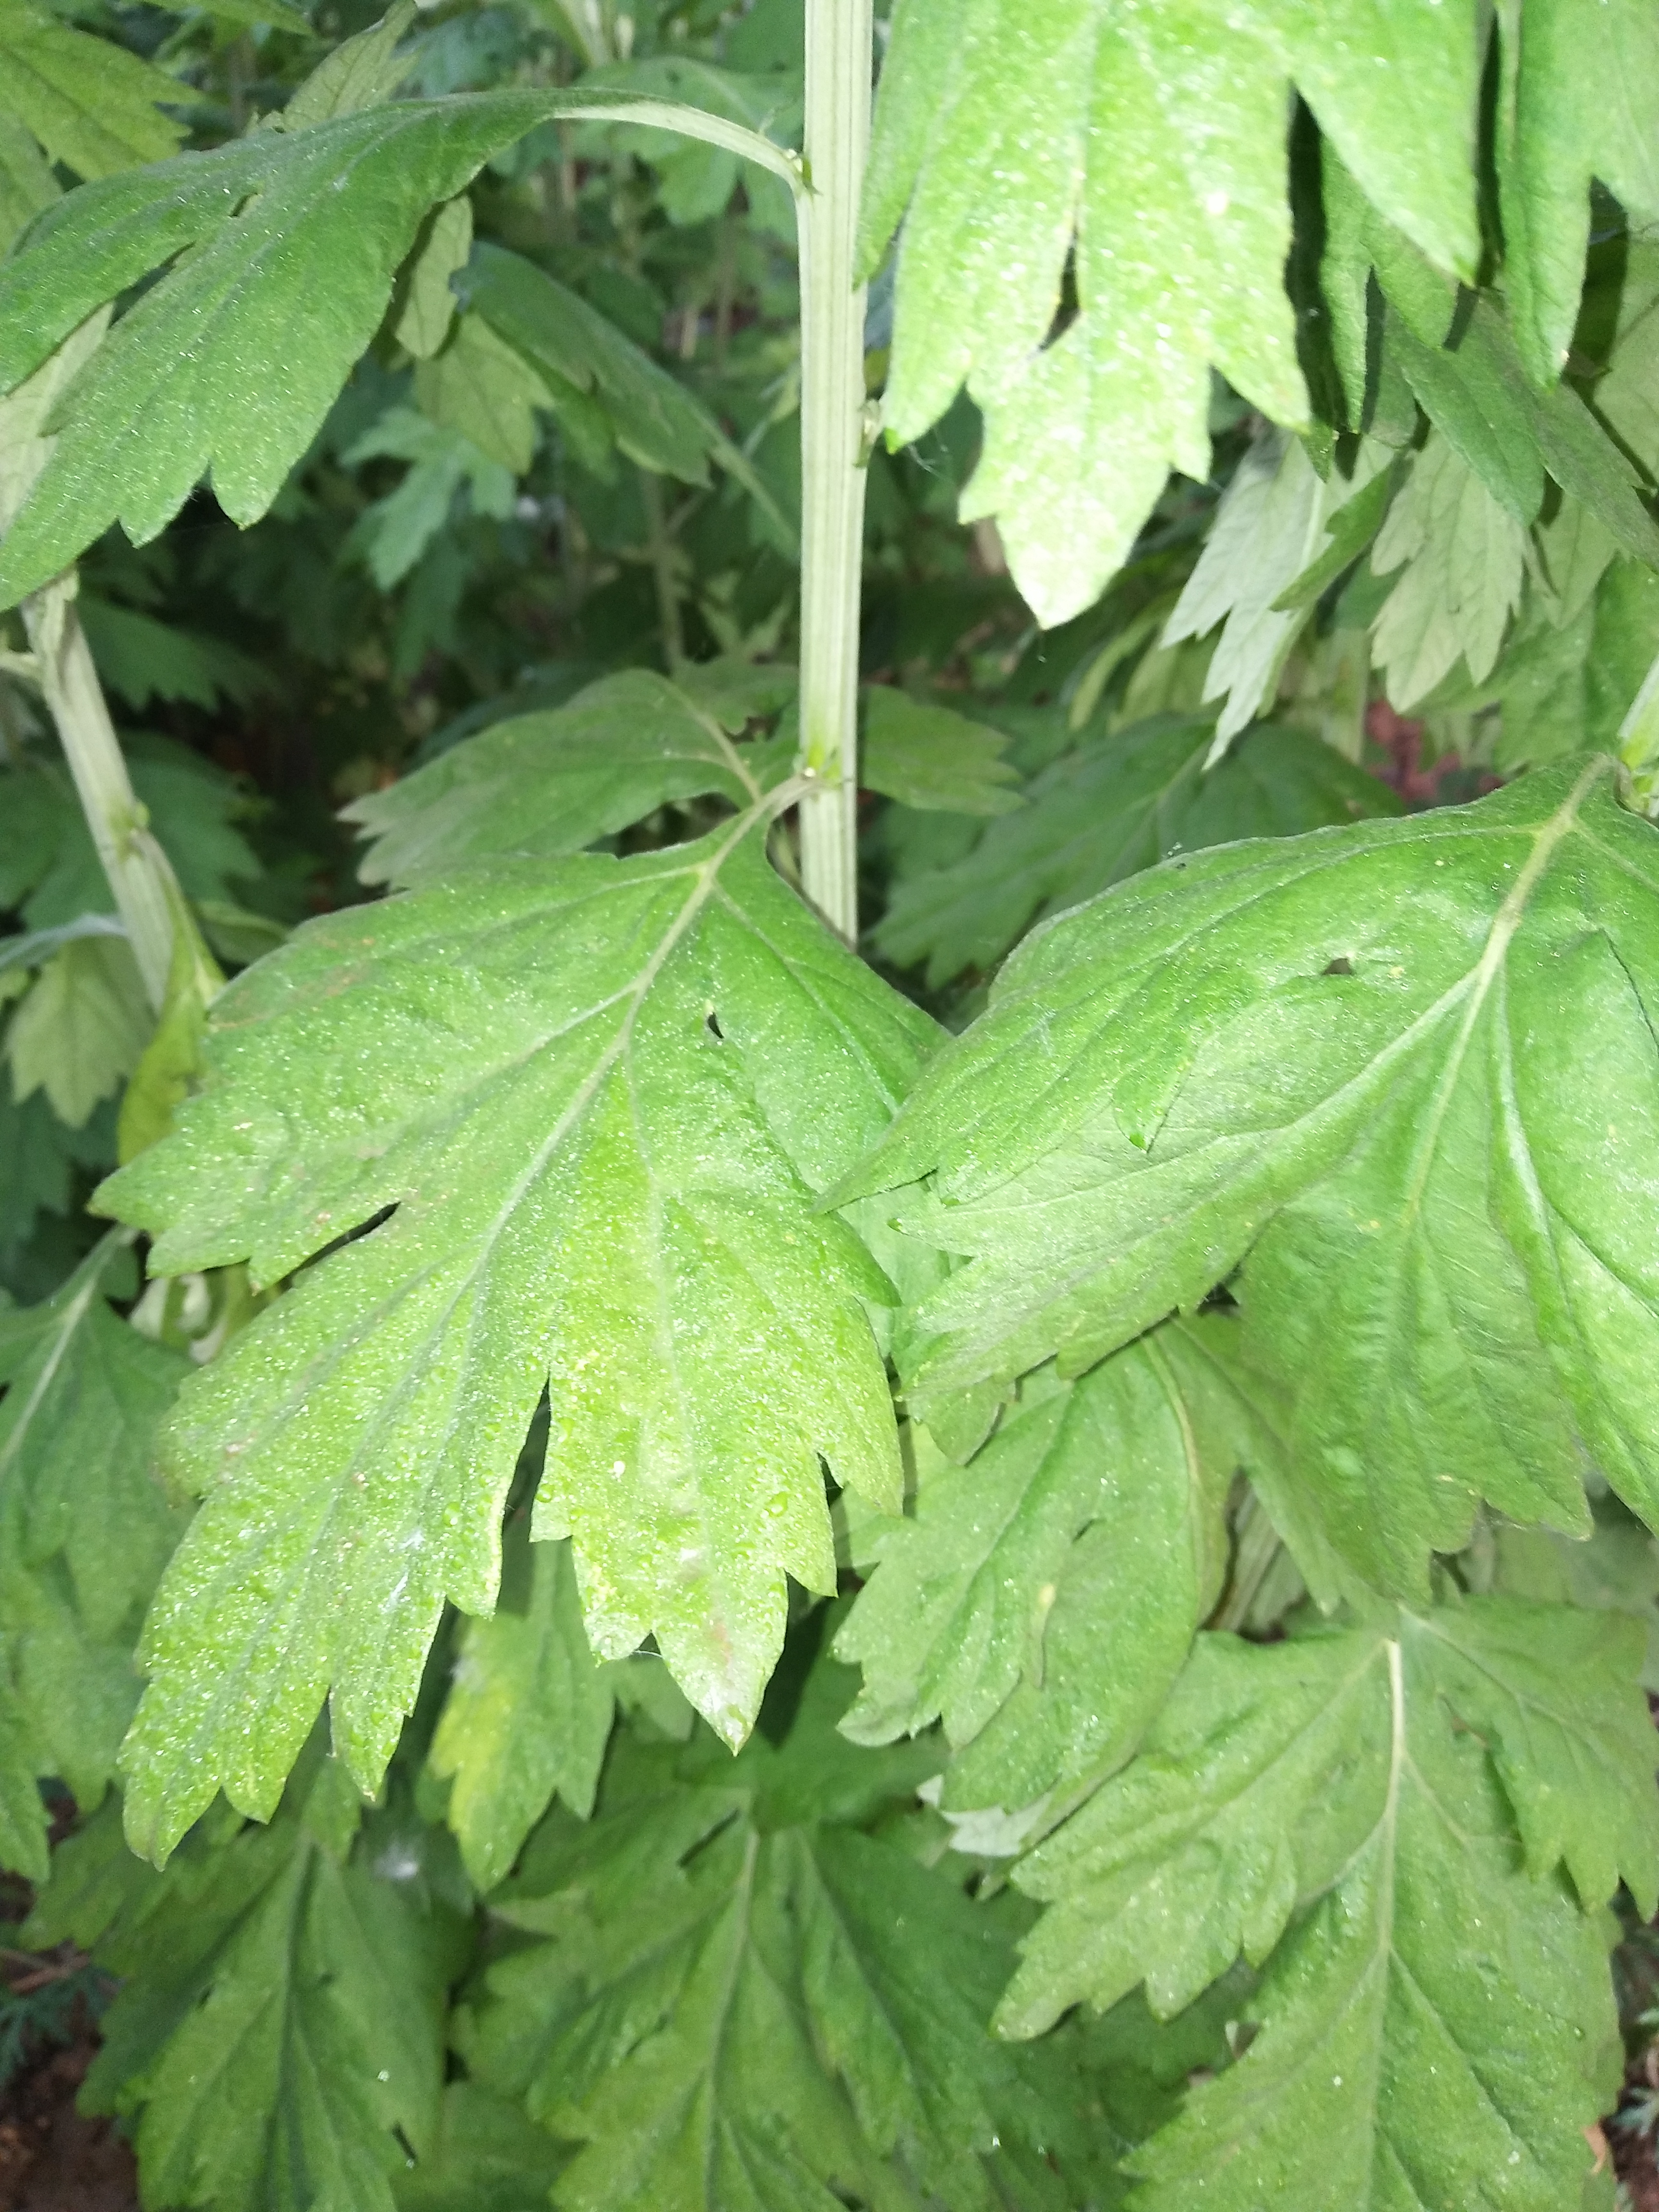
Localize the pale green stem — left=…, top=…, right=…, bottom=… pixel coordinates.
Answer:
left=1, top=316, right=180, bottom=1011
left=794, top=0, right=874, bottom=940
left=22, top=579, right=179, bottom=1009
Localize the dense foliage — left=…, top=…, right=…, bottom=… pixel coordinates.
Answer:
left=3, top=1, right=1659, bottom=2207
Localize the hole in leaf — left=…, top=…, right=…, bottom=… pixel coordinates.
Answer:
left=299, top=1202, right=397, bottom=1275
left=705, top=1009, right=724, bottom=1040
left=1322, top=956, right=1354, bottom=976
left=1040, top=250, right=1081, bottom=351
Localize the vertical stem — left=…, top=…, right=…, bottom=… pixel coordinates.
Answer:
left=23, top=580, right=179, bottom=1010
left=795, top=0, right=873, bottom=940
left=2, top=318, right=180, bottom=1012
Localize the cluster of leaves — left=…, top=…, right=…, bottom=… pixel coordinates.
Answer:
left=5, top=2, right=1659, bottom=2212
left=21, top=1594, right=1238, bottom=2212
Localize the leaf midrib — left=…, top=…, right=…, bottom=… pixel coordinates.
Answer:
left=923, top=760, right=1615, bottom=1367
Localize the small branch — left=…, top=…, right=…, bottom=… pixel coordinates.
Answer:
left=794, top=0, right=875, bottom=939
left=1, top=317, right=181, bottom=1012
left=23, top=579, right=180, bottom=1010
left=561, top=92, right=805, bottom=204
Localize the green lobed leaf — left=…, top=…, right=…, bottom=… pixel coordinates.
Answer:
left=0, top=1235, right=187, bottom=1818
left=463, top=1653, right=1103, bottom=2212
left=836, top=1313, right=1254, bottom=1815
left=1164, top=433, right=1392, bottom=745
left=860, top=690, right=1023, bottom=817
left=873, top=717, right=1401, bottom=988
left=391, top=196, right=473, bottom=362
left=1001, top=1630, right=1395, bottom=2036
left=844, top=761, right=1659, bottom=1601
left=0, top=108, right=56, bottom=259
left=77, top=599, right=273, bottom=715
left=427, top=1521, right=617, bottom=1889
left=1368, top=431, right=1526, bottom=708
left=0, top=742, right=261, bottom=934
left=277, top=0, right=420, bottom=130
left=1534, top=497, right=1622, bottom=628
left=394, top=2082, right=571, bottom=2212
left=459, top=242, right=721, bottom=487
left=344, top=665, right=793, bottom=887
left=5, top=933, right=152, bottom=1127
left=1398, top=1597, right=1659, bottom=1914
left=1003, top=1618, right=1627, bottom=2212
left=1402, top=299, right=1659, bottom=566
left=862, top=0, right=1481, bottom=625
left=341, top=406, right=515, bottom=589
left=1491, top=1493, right=1659, bottom=1691
left=0, top=0, right=184, bottom=183
left=0, top=1080, right=116, bottom=1248
left=0, top=89, right=798, bottom=608
left=99, top=821, right=937, bottom=1859
left=1327, top=176, right=1659, bottom=566
left=415, top=309, right=552, bottom=475
left=27, top=1753, right=460, bottom=2212
left=1483, top=553, right=1659, bottom=774
left=0, top=1677, right=46, bottom=1880
left=1590, top=240, right=1659, bottom=485
left=1496, top=0, right=1659, bottom=386
left=1490, top=602, right=1606, bottom=772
